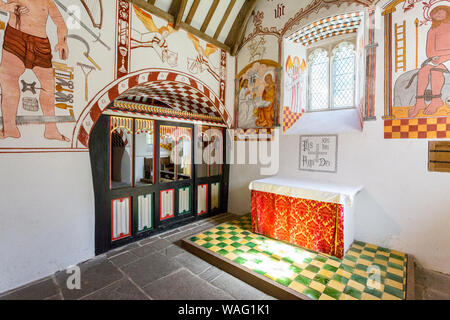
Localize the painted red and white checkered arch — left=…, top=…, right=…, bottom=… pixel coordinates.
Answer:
left=119, top=81, right=222, bottom=118
left=72, top=69, right=232, bottom=148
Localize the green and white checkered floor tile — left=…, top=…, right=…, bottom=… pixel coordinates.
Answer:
left=188, top=215, right=408, bottom=300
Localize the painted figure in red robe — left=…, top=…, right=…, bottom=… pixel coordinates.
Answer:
left=409, top=5, right=450, bottom=118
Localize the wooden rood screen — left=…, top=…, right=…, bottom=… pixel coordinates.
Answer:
left=429, top=142, right=450, bottom=173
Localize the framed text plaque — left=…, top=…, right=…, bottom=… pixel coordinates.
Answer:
left=299, top=135, right=338, bottom=173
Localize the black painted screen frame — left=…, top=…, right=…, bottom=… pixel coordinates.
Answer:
left=90, top=114, right=230, bottom=255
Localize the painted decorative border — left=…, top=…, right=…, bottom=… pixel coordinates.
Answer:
left=384, top=117, right=450, bottom=139
left=73, top=68, right=232, bottom=149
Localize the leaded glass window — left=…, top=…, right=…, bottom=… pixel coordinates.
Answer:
left=332, top=42, right=356, bottom=108
left=308, top=48, right=329, bottom=111
left=307, top=39, right=356, bottom=111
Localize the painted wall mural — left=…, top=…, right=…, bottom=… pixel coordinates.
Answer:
left=131, top=6, right=178, bottom=68
left=0, top=0, right=230, bottom=153
left=237, top=0, right=379, bottom=137
left=0, top=0, right=113, bottom=152
left=283, top=55, right=306, bottom=133
left=235, top=60, right=281, bottom=130
left=383, top=0, right=450, bottom=139
left=130, top=9, right=226, bottom=101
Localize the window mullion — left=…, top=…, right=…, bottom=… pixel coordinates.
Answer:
left=329, top=46, right=333, bottom=110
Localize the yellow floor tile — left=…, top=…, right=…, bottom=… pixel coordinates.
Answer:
left=210, top=246, right=221, bottom=253
left=361, top=250, right=376, bottom=257
left=347, top=280, right=365, bottom=292
left=357, top=259, right=372, bottom=267
left=340, top=293, right=358, bottom=300
left=336, top=269, right=351, bottom=279
left=318, top=269, right=334, bottom=279
left=388, top=268, right=404, bottom=277
left=390, top=250, right=406, bottom=257
left=326, top=259, right=341, bottom=268
left=362, top=293, right=381, bottom=300
left=309, top=281, right=326, bottom=293
left=381, top=292, right=402, bottom=300
left=224, top=246, right=236, bottom=252
left=288, top=281, right=306, bottom=294
left=385, top=279, right=404, bottom=291
left=300, top=270, right=316, bottom=279
left=311, top=260, right=324, bottom=269
left=328, top=280, right=346, bottom=292
left=319, top=294, right=336, bottom=300
left=353, top=269, right=368, bottom=278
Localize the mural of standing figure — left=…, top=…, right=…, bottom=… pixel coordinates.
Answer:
left=0, top=0, right=69, bottom=141
left=409, top=5, right=450, bottom=118
left=255, top=74, right=275, bottom=128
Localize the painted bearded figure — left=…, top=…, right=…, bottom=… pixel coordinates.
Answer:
left=409, top=5, right=450, bottom=118
left=0, top=0, right=69, bottom=141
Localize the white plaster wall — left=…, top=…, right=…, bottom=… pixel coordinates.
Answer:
left=0, top=153, right=95, bottom=293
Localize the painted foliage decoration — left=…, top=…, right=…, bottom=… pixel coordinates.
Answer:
left=383, top=0, right=450, bottom=139
left=236, top=60, right=281, bottom=129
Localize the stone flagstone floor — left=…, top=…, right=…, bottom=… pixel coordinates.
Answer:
left=0, top=213, right=449, bottom=300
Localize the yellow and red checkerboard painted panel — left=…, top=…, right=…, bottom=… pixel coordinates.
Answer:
left=384, top=117, right=450, bottom=139
left=283, top=107, right=304, bottom=133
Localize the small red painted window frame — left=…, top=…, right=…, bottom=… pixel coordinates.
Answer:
left=111, top=197, right=132, bottom=242
left=160, top=189, right=175, bottom=221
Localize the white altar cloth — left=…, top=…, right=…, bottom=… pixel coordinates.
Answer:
left=249, top=177, right=364, bottom=207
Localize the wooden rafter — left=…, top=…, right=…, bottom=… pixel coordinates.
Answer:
left=201, top=0, right=220, bottom=33
left=185, top=0, right=201, bottom=25
left=214, top=0, right=236, bottom=40
left=169, top=0, right=188, bottom=30
left=226, top=0, right=258, bottom=56
left=128, top=0, right=174, bottom=23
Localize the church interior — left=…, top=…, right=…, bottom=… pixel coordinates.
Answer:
left=0, top=0, right=449, bottom=301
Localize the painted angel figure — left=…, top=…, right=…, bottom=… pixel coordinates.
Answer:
left=285, top=56, right=306, bottom=114
left=131, top=6, right=178, bottom=67
left=187, top=33, right=220, bottom=81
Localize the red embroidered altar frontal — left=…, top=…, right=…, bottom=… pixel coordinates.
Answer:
left=251, top=190, right=344, bottom=258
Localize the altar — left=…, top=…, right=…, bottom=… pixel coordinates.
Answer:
left=249, top=177, right=363, bottom=258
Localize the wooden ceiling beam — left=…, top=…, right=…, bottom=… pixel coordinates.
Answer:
left=200, top=0, right=220, bottom=33
left=226, top=0, right=258, bottom=56
left=185, top=0, right=201, bottom=25
left=126, top=0, right=230, bottom=53
left=128, top=0, right=174, bottom=23
left=169, top=0, right=188, bottom=30
left=181, top=21, right=230, bottom=52
left=214, top=0, right=236, bottom=40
